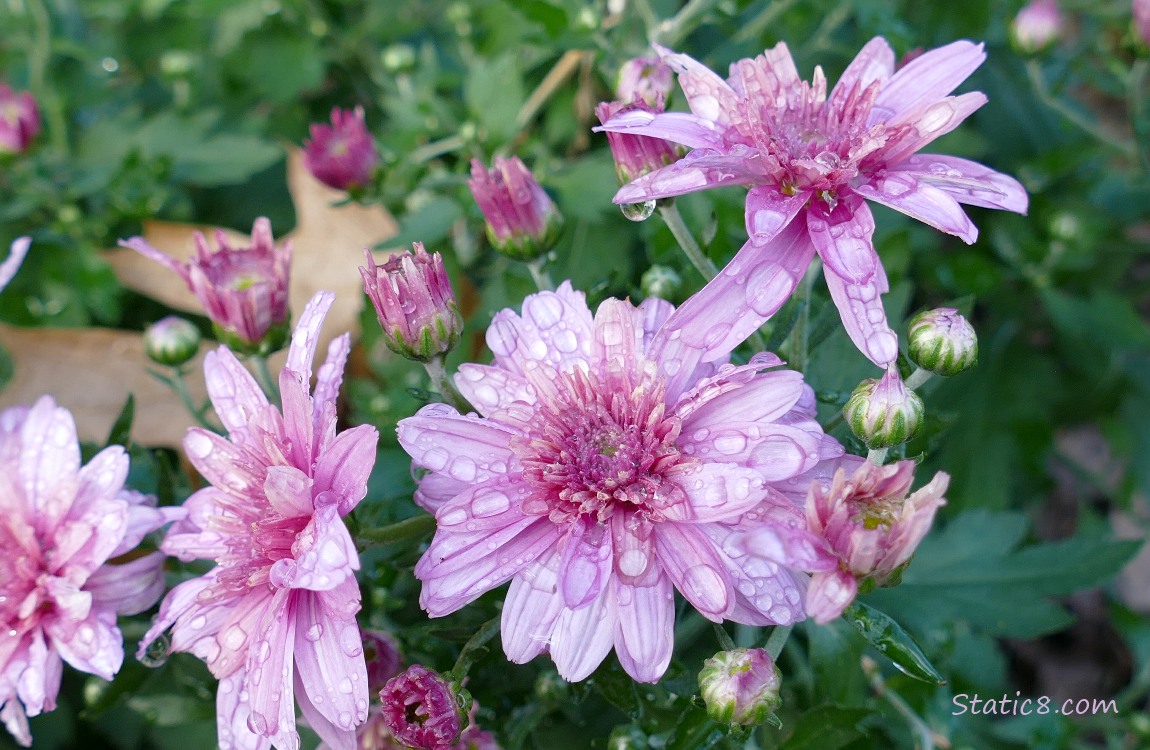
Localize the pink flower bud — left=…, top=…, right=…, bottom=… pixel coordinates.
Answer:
left=1138, top=0, right=1150, bottom=47
left=360, top=243, right=463, bottom=362
left=467, top=157, right=562, bottom=261
left=844, top=368, right=924, bottom=449
left=303, top=106, right=380, bottom=192
left=362, top=629, right=403, bottom=693
left=595, top=99, right=681, bottom=185
left=698, top=648, right=782, bottom=726
left=121, top=218, right=293, bottom=354
left=0, top=83, right=40, bottom=154
left=379, top=665, right=469, bottom=750
left=804, top=460, right=948, bottom=623
left=1012, top=0, right=1063, bottom=52
left=615, top=57, right=674, bottom=107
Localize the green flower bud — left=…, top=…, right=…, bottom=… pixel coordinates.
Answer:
left=699, top=648, right=782, bottom=726
left=907, top=308, right=978, bottom=376
left=844, top=369, right=924, bottom=449
left=144, top=316, right=201, bottom=367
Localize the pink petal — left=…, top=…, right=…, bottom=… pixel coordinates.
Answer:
left=680, top=370, right=806, bottom=431
left=872, top=40, right=986, bottom=122
left=397, top=404, right=517, bottom=485
left=823, top=264, right=899, bottom=367
left=47, top=608, right=122, bottom=681
left=654, top=523, right=732, bottom=621
left=285, top=292, right=336, bottom=382
left=613, top=573, right=674, bottom=683
left=85, top=552, right=167, bottom=616
left=729, top=41, right=802, bottom=100
left=0, top=236, right=31, bottom=290
left=112, top=491, right=184, bottom=557
left=413, top=471, right=469, bottom=514
left=1, top=700, right=31, bottom=747
left=203, top=348, right=269, bottom=439
left=312, top=424, right=378, bottom=515
left=138, top=575, right=214, bottom=661
left=216, top=669, right=274, bottom=750
left=857, top=176, right=978, bottom=243
left=878, top=91, right=988, bottom=165
left=293, top=587, right=369, bottom=733
left=455, top=364, right=537, bottom=416
left=245, top=591, right=298, bottom=743
left=828, top=37, right=895, bottom=109
left=664, top=464, right=764, bottom=523
left=739, top=517, right=837, bottom=573
left=594, top=108, right=723, bottom=149
left=807, top=199, right=878, bottom=284
left=698, top=524, right=806, bottom=625
left=159, top=488, right=229, bottom=562
left=893, top=154, right=1029, bottom=213
left=591, top=298, right=641, bottom=372
left=633, top=296, right=675, bottom=352
left=313, top=333, right=352, bottom=427
left=17, top=396, right=81, bottom=535
left=653, top=43, right=741, bottom=127
left=182, top=428, right=262, bottom=498
left=558, top=518, right=613, bottom=609
left=207, top=586, right=276, bottom=679
left=501, top=548, right=564, bottom=663
left=264, top=465, right=315, bottom=518
left=270, top=504, right=358, bottom=591
left=278, top=369, right=316, bottom=470
left=294, top=669, right=356, bottom=750
left=548, top=584, right=616, bottom=682
left=118, top=237, right=189, bottom=281
left=805, top=568, right=858, bottom=624
left=613, top=148, right=760, bottom=204
left=745, top=186, right=809, bottom=245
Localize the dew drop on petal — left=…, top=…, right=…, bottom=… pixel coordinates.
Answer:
left=439, top=507, right=468, bottom=526
left=471, top=490, right=511, bottom=518
left=621, top=200, right=656, bottom=222
left=305, top=623, right=323, bottom=642
left=340, top=625, right=363, bottom=657
left=618, top=549, right=648, bottom=577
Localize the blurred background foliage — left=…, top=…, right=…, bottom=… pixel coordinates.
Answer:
left=3, top=0, right=1150, bottom=748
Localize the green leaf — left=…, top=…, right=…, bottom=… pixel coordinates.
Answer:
left=866, top=510, right=1142, bottom=638
left=465, top=53, right=525, bottom=142
left=781, top=704, right=870, bottom=750
left=104, top=394, right=135, bottom=449
left=842, top=601, right=945, bottom=685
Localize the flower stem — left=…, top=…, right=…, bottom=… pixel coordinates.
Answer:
left=150, top=366, right=219, bottom=432
left=356, top=514, right=437, bottom=546
left=424, top=355, right=471, bottom=413
left=526, top=257, right=555, bottom=291
left=712, top=624, right=737, bottom=652
left=786, top=259, right=820, bottom=374
left=451, top=616, right=502, bottom=681
left=250, top=355, right=281, bottom=406
left=654, top=0, right=721, bottom=46
left=904, top=367, right=932, bottom=391
left=867, top=447, right=889, bottom=465
left=861, top=656, right=946, bottom=750
left=658, top=202, right=718, bottom=282
left=765, top=624, right=793, bottom=660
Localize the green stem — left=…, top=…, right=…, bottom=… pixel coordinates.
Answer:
left=451, top=616, right=502, bottom=680
left=659, top=202, right=718, bottom=282
left=250, top=355, right=281, bottom=406
left=867, top=448, right=889, bottom=465
left=712, top=624, right=737, bottom=652
left=861, top=657, right=942, bottom=750
left=786, top=260, right=820, bottom=374
left=903, top=367, right=932, bottom=391
left=356, top=514, right=437, bottom=545
left=1026, top=59, right=1136, bottom=155
left=409, top=134, right=467, bottom=164
left=424, top=355, right=472, bottom=413
left=765, top=624, right=793, bottom=661
left=653, top=0, right=720, bottom=46
left=153, top=366, right=219, bottom=432
left=526, top=257, right=555, bottom=291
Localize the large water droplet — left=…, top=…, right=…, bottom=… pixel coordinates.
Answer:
left=139, top=633, right=171, bottom=668
left=621, top=200, right=656, bottom=222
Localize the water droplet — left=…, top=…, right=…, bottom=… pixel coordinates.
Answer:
left=440, top=507, right=468, bottom=526
left=188, top=615, right=207, bottom=630
left=621, top=200, right=656, bottom=222
left=338, top=711, right=353, bottom=729
left=305, top=623, right=323, bottom=641
left=618, top=549, right=648, bottom=577
left=340, top=625, right=363, bottom=657
left=472, top=490, right=511, bottom=518
left=139, top=633, right=171, bottom=668
left=222, top=624, right=247, bottom=650
left=338, top=677, right=353, bottom=694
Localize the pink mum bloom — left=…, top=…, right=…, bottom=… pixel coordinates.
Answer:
left=0, top=84, right=39, bottom=155
left=763, top=459, right=947, bottom=624
left=379, top=665, right=466, bottom=750
left=616, top=57, right=675, bottom=107
left=139, top=292, right=379, bottom=750
left=0, top=237, right=30, bottom=291
left=596, top=99, right=681, bottom=185
left=468, top=157, right=563, bottom=262
left=303, top=107, right=381, bottom=193
left=121, top=218, right=292, bottom=354
left=597, top=38, right=1028, bottom=369
left=399, top=283, right=844, bottom=683
left=0, top=396, right=177, bottom=747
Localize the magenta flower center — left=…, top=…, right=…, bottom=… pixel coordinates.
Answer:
left=512, top=368, right=691, bottom=524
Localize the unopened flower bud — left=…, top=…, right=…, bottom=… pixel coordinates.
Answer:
left=380, top=665, right=470, bottom=750
left=595, top=99, right=681, bottom=185
left=0, top=83, right=40, bottom=155
left=844, top=369, right=924, bottom=449
left=360, top=243, right=463, bottom=362
left=907, top=308, right=978, bottom=376
left=303, top=106, right=380, bottom=193
left=615, top=57, right=674, bottom=107
left=361, top=628, right=402, bottom=693
left=640, top=264, right=682, bottom=300
left=144, top=316, right=202, bottom=367
left=698, top=648, right=782, bottom=726
left=1011, top=0, right=1063, bottom=53
left=468, top=156, right=563, bottom=262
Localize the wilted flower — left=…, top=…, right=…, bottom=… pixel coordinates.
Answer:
left=121, top=218, right=292, bottom=355
left=0, top=397, right=177, bottom=747
left=844, top=368, right=924, bottom=449
left=794, top=459, right=948, bottom=623
left=616, top=57, right=674, bottom=106
left=380, top=665, right=468, bottom=750
left=597, top=38, right=1027, bottom=369
left=144, top=316, right=202, bottom=367
left=1011, top=0, right=1064, bottom=52
left=467, top=157, right=563, bottom=261
left=303, top=106, right=381, bottom=193
left=698, top=648, right=782, bottom=725
left=360, top=243, right=463, bottom=362
left=399, top=283, right=844, bottom=683
left=0, top=237, right=30, bottom=291
left=139, top=292, right=379, bottom=750
left=596, top=99, right=681, bottom=185
left=0, top=84, right=39, bottom=155
left=907, top=307, right=978, bottom=376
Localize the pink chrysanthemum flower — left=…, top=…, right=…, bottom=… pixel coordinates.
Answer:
left=398, top=283, right=844, bottom=683
left=0, top=396, right=178, bottom=747
left=597, top=38, right=1028, bottom=369
left=139, top=292, right=380, bottom=750
left=748, top=459, right=947, bottom=624
left=303, top=107, right=380, bottom=193
left=0, top=237, right=30, bottom=291
left=121, top=218, right=293, bottom=354
left=379, top=665, right=466, bottom=750
left=0, top=84, right=39, bottom=155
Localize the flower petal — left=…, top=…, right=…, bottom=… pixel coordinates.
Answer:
left=857, top=175, right=978, bottom=243
left=398, top=403, right=518, bottom=485
left=17, top=396, right=81, bottom=535
left=893, top=154, right=1029, bottom=213
left=680, top=370, right=806, bottom=431
left=85, top=552, right=167, bottom=616
left=293, top=587, right=369, bottom=734
left=246, top=590, right=298, bottom=743
left=828, top=37, right=895, bottom=108
left=548, top=584, right=616, bottom=682
left=808, top=199, right=878, bottom=284
left=805, top=569, right=858, bottom=624
left=313, top=333, right=351, bottom=426
left=823, top=263, right=899, bottom=367
left=312, top=424, right=378, bottom=515
left=293, top=669, right=356, bottom=750
left=47, top=608, right=122, bottom=681
left=413, top=471, right=469, bottom=514
left=665, top=464, right=764, bottom=523
left=203, top=348, right=269, bottom=439
left=285, top=292, right=336, bottom=383
left=455, top=364, right=537, bottom=416
left=872, top=40, right=986, bottom=122
left=654, top=43, right=741, bottom=127
left=654, top=523, right=733, bottom=621
left=270, top=504, right=358, bottom=591
left=558, top=517, right=614, bottom=609
left=613, top=148, right=761, bottom=203
left=216, top=669, right=274, bottom=750
left=501, top=548, right=564, bottom=663
left=613, top=572, right=674, bottom=683
left=878, top=91, right=988, bottom=165
left=594, top=108, right=723, bottom=149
